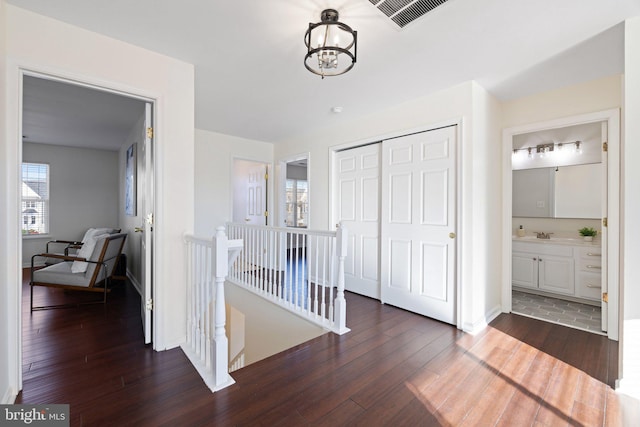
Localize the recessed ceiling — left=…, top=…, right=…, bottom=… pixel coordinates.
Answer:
left=7, top=0, right=640, bottom=145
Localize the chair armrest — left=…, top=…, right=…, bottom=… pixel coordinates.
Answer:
left=33, top=253, right=87, bottom=263
left=49, top=239, right=82, bottom=245
left=46, top=240, right=83, bottom=253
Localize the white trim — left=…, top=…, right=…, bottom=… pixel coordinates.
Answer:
left=463, top=304, right=502, bottom=335
left=501, top=108, right=620, bottom=341
left=328, top=117, right=464, bottom=330
left=1, top=387, right=18, bottom=404
left=8, top=62, right=163, bottom=396
left=128, top=270, right=143, bottom=296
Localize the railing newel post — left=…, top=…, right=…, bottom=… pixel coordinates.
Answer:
left=334, top=222, right=350, bottom=335
left=212, top=226, right=232, bottom=390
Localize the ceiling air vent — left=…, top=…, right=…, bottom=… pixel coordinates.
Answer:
left=368, top=0, right=450, bottom=28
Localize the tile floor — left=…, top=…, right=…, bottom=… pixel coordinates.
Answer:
left=512, top=290, right=604, bottom=335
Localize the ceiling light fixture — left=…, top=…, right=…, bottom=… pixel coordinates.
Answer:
left=304, top=9, right=357, bottom=79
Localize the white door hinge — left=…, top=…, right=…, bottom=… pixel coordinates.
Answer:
left=146, top=299, right=153, bottom=311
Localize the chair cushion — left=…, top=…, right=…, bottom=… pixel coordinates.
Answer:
left=81, top=227, right=118, bottom=243
left=72, top=233, right=110, bottom=273
left=33, top=262, right=92, bottom=287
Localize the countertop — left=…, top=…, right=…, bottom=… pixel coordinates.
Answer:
left=512, top=235, right=601, bottom=247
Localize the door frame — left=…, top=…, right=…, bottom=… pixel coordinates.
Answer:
left=501, top=108, right=620, bottom=340
left=329, top=118, right=463, bottom=329
left=278, top=153, right=310, bottom=228
left=12, top=67, right=159, bottom=391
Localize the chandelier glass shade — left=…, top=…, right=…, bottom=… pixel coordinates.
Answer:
left=304, top=9, right=357, bottom=78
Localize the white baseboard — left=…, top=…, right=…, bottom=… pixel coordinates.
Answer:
left=22, top=261, right=45, bottom=269
left=127, top=270, right=142, bottom=296
left=462, top=304, right=502, bottom=335
left=2, top=387, right=17, bottom=404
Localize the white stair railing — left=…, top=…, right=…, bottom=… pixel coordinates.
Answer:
left=226, top=222, right=349, bottom=334
left=181, top=227, right=242, bottom=392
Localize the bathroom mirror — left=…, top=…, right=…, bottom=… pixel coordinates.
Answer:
left=512, top=163, right=602, bottom=219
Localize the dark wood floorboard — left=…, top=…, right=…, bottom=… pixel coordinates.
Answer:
left=16, top=269, right=630, bottom=426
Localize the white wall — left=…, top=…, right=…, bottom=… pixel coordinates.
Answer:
left=1, top=4, right=194, bottom=401
left=21, top=143, right=120, bottom=266
left=118, top=111, right=146, bottom=285
left=502, top=74, right=622, bottom=128
left=274, top=81, right=503, bottom=333
left=620, top=16, right=640, bottom=400
left=468, top=82, right=503, bottom=331
left=195, top=129, right=273, bottom=236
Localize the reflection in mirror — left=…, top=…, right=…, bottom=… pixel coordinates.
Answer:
left=511, top=121, right=604, bottom=220
left=512, top=164, right=601, bottom=219
left=285, top=159, right=308, bottom=228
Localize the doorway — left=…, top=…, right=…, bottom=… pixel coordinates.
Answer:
left=502, top=109, right=620, bottom=340
left=279, top=155, right=310, bottom=229
left=20, top=73, right=155, bottom=344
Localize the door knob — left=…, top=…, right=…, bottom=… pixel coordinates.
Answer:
left=449, top=232, right=456, bottom=239
left=134, top=227, right=144, bottom=233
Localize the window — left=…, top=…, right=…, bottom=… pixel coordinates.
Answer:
left=285, top=179, right=308, bottom=228
left=21, top=163, right=49, bottom=235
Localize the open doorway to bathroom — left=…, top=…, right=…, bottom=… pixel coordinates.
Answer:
left=503, top=109, right=620, bottom=340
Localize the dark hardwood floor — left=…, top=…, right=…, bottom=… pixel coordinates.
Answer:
left=17, top=269, right=630, bottom=426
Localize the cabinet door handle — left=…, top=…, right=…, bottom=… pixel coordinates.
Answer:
left=587, top=253, right=601, bottom=257
left=586, top=283, right=601, bottom=289
left=587, top=265, right=602, bottom=269
left=533, top=257, right=537, bottom=261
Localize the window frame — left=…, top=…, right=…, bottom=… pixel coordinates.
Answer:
left=21, top=162, right=50, bottom=237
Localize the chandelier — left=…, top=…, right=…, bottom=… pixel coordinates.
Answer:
left=304, top=9, right=357, bottom=78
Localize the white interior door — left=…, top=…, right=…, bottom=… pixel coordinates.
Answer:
left=140, top=102, right=154, bottom=344
left=246, top=164, right=267, bottom=225
left=334, top=144, right=381, bottom=299
left=233, top=160, right=267, bottom=225
left=380, top=126, right=457, bottom=324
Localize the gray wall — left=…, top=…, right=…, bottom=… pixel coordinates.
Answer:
left=22, top=142, right=119, bottom=266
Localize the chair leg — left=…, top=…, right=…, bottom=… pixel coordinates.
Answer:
left=30, top=284, right=34, bottom=312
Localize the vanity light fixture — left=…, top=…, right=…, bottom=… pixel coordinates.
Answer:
left=512, top=140, right=582, bottom=159
left=304, top=9, right=357, bottom=79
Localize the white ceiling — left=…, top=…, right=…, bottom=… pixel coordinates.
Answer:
left=22, top=75, right=145, bottom=150
left=10, top=0, right=640, bottom=147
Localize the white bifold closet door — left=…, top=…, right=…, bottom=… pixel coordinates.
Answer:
left=334, top=144, right=381, bottom=299
left=380, top=126, right=457, bottom=325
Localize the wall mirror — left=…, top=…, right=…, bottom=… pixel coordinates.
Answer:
left=512, top=163, right=602, bottom=219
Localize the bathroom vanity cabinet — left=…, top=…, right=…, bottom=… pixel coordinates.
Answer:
left=512, top=239, right=601, bottom=304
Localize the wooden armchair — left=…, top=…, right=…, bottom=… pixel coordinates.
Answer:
left=30, top=233, right=127, bottom=311
left=44, top=227, right=121, bottom=264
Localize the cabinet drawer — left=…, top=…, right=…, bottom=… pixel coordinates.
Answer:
left=576, top=257, right=602, bottom=272
left=576, top=246, right=602, bottom=260
left=575, top=270, right=602, bottom=301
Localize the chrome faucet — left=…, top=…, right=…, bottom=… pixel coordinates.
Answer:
left=535, top=232, right=553, bottom=239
